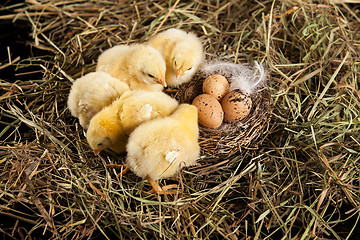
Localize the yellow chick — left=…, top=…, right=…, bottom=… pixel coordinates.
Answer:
left=118, top=90, right=179, bottom=135
left=86, top=102, right=127, bottom=154
left=148, top=28, right=204, bottom=87
left=86, top=90, right=179, bottom=155
left=67, top=72, right=129, bottom=129
left=96, top=44, right=167, bottom=91
left=126, top=104, right=200, bottom=194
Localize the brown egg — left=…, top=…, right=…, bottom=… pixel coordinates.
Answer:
left=221, top=90, right=252, bottom=123
left=202, top=74, right=229, bottom=100
left=192, top=94, right=224, bottom=128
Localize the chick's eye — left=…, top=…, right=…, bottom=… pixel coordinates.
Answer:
left=147, top=73, right=154, bottom=78
left=97, top=143, right=102, bottom=147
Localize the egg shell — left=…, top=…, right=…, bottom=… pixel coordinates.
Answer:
left=192, top=94, right=224, bottom=129
left=221, top=90, right=252, bottom=123
left=202, top=74, right=230, bottom=100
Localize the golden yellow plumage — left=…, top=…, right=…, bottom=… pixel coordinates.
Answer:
left=96, top=44, right=167, bottom=91
left=86, top=90, right=179, bottom=155
left=118, top=90, right=179, bottom=135
left=126, top=104, right=200, bottom=193
left=67, top=72, right=129, bottom=129
left=148, top=28, right=204, bottom=87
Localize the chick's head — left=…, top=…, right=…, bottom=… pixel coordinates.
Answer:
left=86, top=108, right=123, bottom=155
left=132, top=46, right=167, bottom=87
left=171, top=42, right=203, bottom=79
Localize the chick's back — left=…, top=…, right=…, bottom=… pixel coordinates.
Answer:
left=96, top=44, right=166, bottom=91
left=119, top=90, right=179, bottom=135
left=67, top=72, right=129, bottom=129
left=147, top=28, right=187, bottom=61
left=96, top=45, right=130, bottom=76
left=126, top=104, right=200, bottom=181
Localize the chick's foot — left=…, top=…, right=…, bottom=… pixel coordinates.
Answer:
left=146, top=176, right=177, bottom=195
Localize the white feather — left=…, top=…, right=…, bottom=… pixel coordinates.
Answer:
left=202, top=61, right=267, bottom=95
left=78, top=100, right=87, bottom=112
left=138, top=104, right=153, bottom=120
left=165, top=150, right=180, bottom=163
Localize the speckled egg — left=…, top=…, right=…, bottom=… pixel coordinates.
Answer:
left=192, top=94, right=224, bottom=128
left=202, top=74, right=230, bottom=100
left=221, top=90, right=252, bottom=123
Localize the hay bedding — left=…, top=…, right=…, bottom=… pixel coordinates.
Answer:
left=1, top=1, right=360, bottom=239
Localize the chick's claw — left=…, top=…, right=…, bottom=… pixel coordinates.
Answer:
left=148, top=185, right=178, bottom=195
left=146, top=176, right=177, bottom=195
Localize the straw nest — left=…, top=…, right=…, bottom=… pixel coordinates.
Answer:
left=175, top=63, right=271, bottom=158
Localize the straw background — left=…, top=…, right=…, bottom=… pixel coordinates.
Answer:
left=1, top=1, right=360, bottom=239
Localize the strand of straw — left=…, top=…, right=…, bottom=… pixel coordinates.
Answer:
left=151, top=0, right=181, bottom=37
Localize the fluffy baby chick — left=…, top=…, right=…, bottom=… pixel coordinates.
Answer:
left=126, top=104, right=200, bottom=194
left=148, top=28, right=204, bottom=87
left=118, top=90, right=179, bottom=135
left=67, top=72, right=129, bottom=129
left=86, top=100, right=126, bottom=155
left=96, top=44, right=167, bottom=91
left=86, top=90, right=179, bottom=155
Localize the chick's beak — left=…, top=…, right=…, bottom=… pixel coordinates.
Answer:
left=93, top=149, right=101, bottom=155
left=176, top=66, right=184, bottom=79
left=156, top=74, right=167, bottom=87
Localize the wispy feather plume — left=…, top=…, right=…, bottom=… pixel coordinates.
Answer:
left=201, top=61, right=267, bottom=94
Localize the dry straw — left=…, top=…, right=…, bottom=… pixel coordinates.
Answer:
left=1, top=0, right=360, bottom=239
